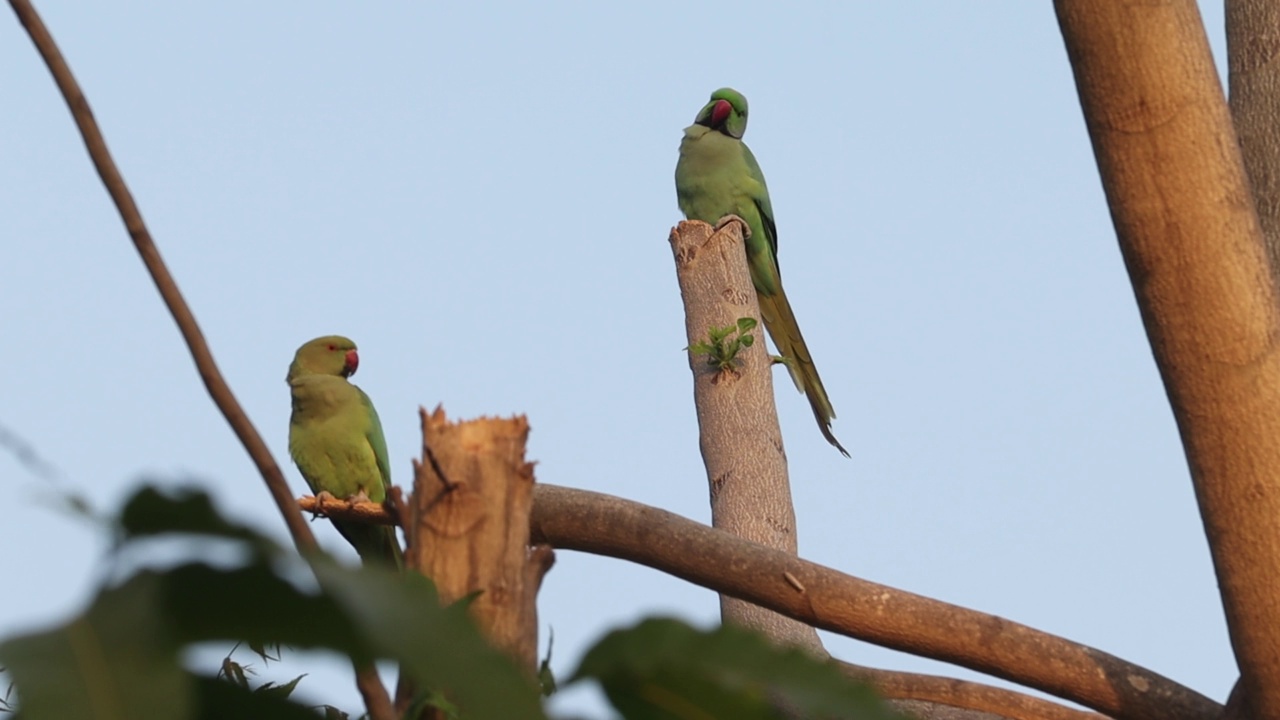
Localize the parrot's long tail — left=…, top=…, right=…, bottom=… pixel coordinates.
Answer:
left=757, top=289, right=850, bottom=458
left=338, top=519, right=404, bottom=569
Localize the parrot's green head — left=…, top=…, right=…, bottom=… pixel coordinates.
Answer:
left=693, top=88, right=748, bottom=139
left=287, top=335, right=359, bottom=382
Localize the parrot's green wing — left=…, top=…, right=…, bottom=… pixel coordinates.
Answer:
left=675, top=88, right=848, bottom=457
left=359, top=386, right=392, bottom=497
left=740, top=144, right=779, bottom=265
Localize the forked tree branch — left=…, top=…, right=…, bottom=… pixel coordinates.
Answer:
left=305, top=487, right=1218, bottom=720
left=1057, top=1, right=1280, bottom=715
left=6, top=2, right=393, bottom=716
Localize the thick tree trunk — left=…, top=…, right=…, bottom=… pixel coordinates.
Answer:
left=1057, top=1, right=1280, bottom=716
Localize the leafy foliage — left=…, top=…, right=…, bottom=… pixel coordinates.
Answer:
left=0, top=486, right=893, bottom=719
left=0, top=486, right=546, bottom=720
left=687, top=317, right=758, bottom=373
left=572, top=618, right=902, bottom=720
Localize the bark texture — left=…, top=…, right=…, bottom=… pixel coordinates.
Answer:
left=531, top=484, right=1220, bottom=720
left=669, top=219, right=823, bottom=655
left=1057, top=1, right=1280, bottom=715
left=1229, top=0, right=1280, bottom=275
left=407, top=407, right=551, bottom=670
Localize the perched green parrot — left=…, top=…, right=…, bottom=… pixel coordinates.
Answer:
left=287, top=335, right=403, bottom=567
left=675, top=88, right=848, bottom=457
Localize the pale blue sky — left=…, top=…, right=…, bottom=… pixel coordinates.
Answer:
left=2, top=2, right=1235, bottom=716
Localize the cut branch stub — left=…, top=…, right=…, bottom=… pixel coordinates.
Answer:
left=669, top=219, right=822, bottom=655
left=408, top=405, right=551, bottom=671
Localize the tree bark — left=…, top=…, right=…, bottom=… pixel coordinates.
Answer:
left=1228, top=0, right=1280, bottom=275
left=396, top=407, right=552, bottom=717
left=669, top=219, right=824, bottom=655
left=530, top=484, right=1219, bottom=720
left=1056, top=1, right=1280, bottom=716
left=406, top=407, right=550, bottom=667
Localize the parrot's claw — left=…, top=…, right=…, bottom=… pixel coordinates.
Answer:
left=311, top=491, right=337, bottom=519
left=714, top=214, right=752, bottom=240
left=348, top=489, right=372, bottom=506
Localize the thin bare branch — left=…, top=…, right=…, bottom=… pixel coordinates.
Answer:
left=6, top=2, right=393, bottom=716
left=842, top=664, right=1106, bottom=720
left=302, top=494, right=401, bottom=525
left=7, top=0, right=314, bottom=561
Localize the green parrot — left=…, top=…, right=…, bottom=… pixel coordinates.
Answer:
left=287, top=335, right=403, bottom=567
left=675, top=87, right=848, bottom=457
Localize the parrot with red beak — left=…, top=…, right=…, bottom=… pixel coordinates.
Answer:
left=675, top=88, right=848, bottom=456
left=287, top=335, right=402, bottom=566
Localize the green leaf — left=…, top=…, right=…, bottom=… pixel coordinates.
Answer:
left=116, top=486, right=280, bottom=557
left=162, top=562, right=372, bottom=662
left=193, top=675, right=319, bottom=720
left=0, top=572, right=192, bottom=720
left=572, top=618, right=902, bottom=720
left=3, top=484, right=547, bottom=720
left=253, top=675, right=304, bottom=700
left=246, top=641, right=279, bottom=664
left=219, top=657, right=249, bottom=689
left=538, top=630, right=557, bottom=697
left=736, top=317, right=757, bottom=332
left=311, top=563, right=547, bottom=720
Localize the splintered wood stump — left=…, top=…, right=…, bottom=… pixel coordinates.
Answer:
left=407, top=406, right=553, bottom=670
left=669, top=219, right=823, bottom=655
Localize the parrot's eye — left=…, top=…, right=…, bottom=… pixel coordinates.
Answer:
left=328, top=344, right=337, bottom=351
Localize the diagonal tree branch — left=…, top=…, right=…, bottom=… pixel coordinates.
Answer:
left=1057, top=2, right=1280, bottom=716
left=529, top=485, right=1216, bottom=720
left=308, top=486, right=1216, bottom=720
left=6, top=0, right=311, bottom=555
left=6, top=2, right=393, bottom=717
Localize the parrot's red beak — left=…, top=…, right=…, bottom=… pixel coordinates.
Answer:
left=710, top=99, right=732, bottom=127
left=343, top=349, right=359, bottom=377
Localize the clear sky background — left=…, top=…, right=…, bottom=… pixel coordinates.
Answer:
left=2, top=2, right=1236, bottom=716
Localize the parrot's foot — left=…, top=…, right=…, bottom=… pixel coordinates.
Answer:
left=714, top=214, right=752, bottom=240
left=311, top=491, right=338, bottom=519
left=348, top=489, right=372, bottom=506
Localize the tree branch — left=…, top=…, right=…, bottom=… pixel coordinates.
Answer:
left=843, top=665, right=1105, bottom=720
left=529, top=484, right=1218, bottom=720
left=670, top=219, right=824, bottom=654
left=1228, top=0, right=1280, bottom=276
left=311, top=486, right=1216, bottom=719
left=6, top=2, right=393, bottom=716
left=1057, top=2, right=1280, bottom=715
